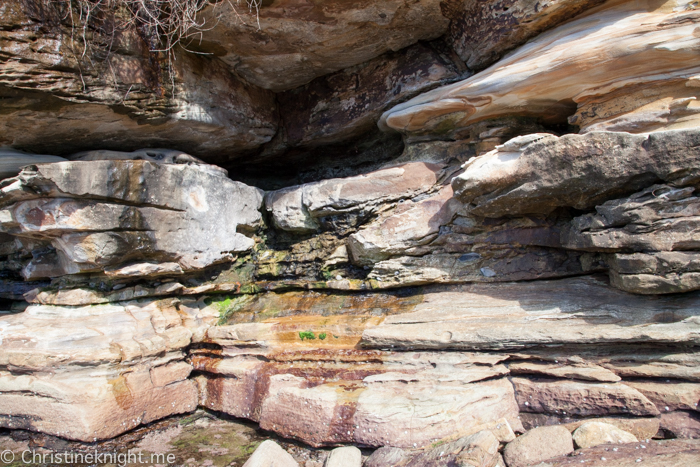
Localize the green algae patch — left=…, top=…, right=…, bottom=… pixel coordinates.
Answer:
left=299, top=331, right=317, bottom=341
left=209, top=294, right=257, bottom=325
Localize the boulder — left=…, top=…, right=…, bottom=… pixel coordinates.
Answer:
left=365, top=447, right=408, bottom=467
left=324, top=446, right=362, bottom=467
left=0, top=160, right=263, bottom=276
left=243, top=440, right=299, bottom=467
left=197, top=0, right=449, bottom=91
left=502, top=425, right=574, bottom=467
left=572, top=421, right=638, bottom=449
left=452, top=130, right=700, bottom=218
left=380, top=0, right=700, bottom=136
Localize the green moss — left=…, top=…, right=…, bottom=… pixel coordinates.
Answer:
left=299, top=331, right=316, bottom=341
left=209, top=294, right=256, bottom=325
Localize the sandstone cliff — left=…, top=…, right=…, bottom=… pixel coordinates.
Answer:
left=1, top=0, right=700, bottom=465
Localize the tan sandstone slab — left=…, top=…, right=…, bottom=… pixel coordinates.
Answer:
left=361, top=276, right=700, bottom=350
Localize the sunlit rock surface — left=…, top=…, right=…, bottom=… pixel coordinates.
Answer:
left=0, top=160, right=263, bottom=278
left=381, top=0, right=700, bottom=137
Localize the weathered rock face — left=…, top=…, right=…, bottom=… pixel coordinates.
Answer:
left=197, top=0, right=450, bottom=91
left=452, top=130, right=700, bottom=218
left=381, top=0, right=700, bottom=137
left=0, top=0, right=277, bottom=162
left=0, top=160, right=263, bottom=279
left=0, top=149, right=67, bottom=180
left=266, top=161, right=445, bottom=231
left=442, top=0, right=606, bottom=71
left=0, top=298, right=204, bottom=441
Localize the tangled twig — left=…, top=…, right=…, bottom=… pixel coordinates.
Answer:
left=42, top=0, right=261, bottom=96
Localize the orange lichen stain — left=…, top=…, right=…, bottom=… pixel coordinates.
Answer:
left=260, top=314, right=383, bottom=347
left=108, top=375, right=134, bottom=410
left=220, top=288, right=424, bottom=325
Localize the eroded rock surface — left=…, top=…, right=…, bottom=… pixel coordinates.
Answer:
left=198, top=0, right=450, bottom=91
left=0, top=0, right=277, bottom=162
left=0, top=299, right=201, bottom=441
left=0, top=160, right=262, bottom=278
left=452, top=130, right=700, bottom=218
left=381, top=0, right=700, bottom=136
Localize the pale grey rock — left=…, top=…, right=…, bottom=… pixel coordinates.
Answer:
left=563, top=184, right=700, bottom=294
left=324, top=446, right=361, bottom=467
left=361, top=276, right=700, bottom=350
left=605, top=251, right=700, bottom=294
left=572, top=421, right=637, bottom=449
left=265, top=162, right=443, bottom=233
left=503, top=425, right=573, bottom=467
left=243, top=440, right=299, bottom=467
left=0, top=149, right=66, bottom=180
left=365, top=248, right=582, bottom=287
left=0, top=160, right=263, bottom=276
left=452, top=130, right=700, bottom=218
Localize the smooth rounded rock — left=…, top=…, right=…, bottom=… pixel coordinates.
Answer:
left=243, top=440, right=299, bottom=467
left=503, top=425, right=573, bottom=467
left=572, top=421, right=638, bottom=449
left=324, top=446, right=361, bottom=467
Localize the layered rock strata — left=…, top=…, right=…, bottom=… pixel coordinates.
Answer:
left=1, top=0, right=700, bottom=462
left=0, top=0, right=277, bottom=161
left=381, top=0, right=700, bottom=137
